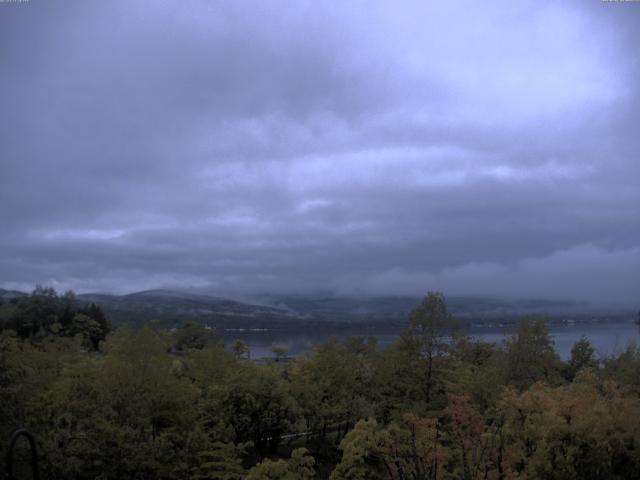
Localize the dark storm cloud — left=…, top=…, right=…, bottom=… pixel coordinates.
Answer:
left=1, top=0, right=639, bottom=304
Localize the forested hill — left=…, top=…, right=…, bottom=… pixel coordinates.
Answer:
left=1, top=287, right=617, bottom=329
left=0, top=288, right=27, bottom=301
left=77, top=290, right=618, bottom=326
left=74, top=289, right=301, bottom=326
left=256, top=294, right=596, bottom=323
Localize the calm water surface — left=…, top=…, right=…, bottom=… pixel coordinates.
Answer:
left=223, top=321, right=640, bottom=360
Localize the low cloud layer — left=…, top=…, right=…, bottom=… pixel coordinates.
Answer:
left=1, top=0, right=639, bottom=304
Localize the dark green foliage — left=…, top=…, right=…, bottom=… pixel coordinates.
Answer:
left=213, top=363, right=297, bottom=450
left=231, top=338, right=250, bottom=359
left=406, top=292, right=459, bottom=404
left=0, top=287, right=110, bottom=350
left=602, top=342, right=640, bottom=395
left=565, top=336, right=598, bottom=381
left=289, top=337, right=374, bottom=450
left=2, top=292, right=640, bottom=480
left=503, top=316, right=563, bottom=390
left=246, top=448, right=315, bottom=479
left=173, top=319, right=219, bottom=351
left=193, top=441, right=249, bottom=480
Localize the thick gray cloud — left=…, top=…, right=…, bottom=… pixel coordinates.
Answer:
left=1, top=0, right=639, bottom=304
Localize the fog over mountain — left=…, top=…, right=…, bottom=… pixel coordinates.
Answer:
left=1, top=1, right=639, bottom=305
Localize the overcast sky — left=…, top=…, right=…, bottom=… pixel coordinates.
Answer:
left=1, top=0, right=639, bottom=304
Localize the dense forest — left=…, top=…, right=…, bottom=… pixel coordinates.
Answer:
left=2, top=289, right=640, bottom=479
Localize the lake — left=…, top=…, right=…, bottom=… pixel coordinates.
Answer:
left=223, top=320, right=640, bottom=360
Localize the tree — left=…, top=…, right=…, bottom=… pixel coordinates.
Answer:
left=231, top=339, right=250, bottom=359
left=174, top=320, right=217, bottom=351
left=69, top=313, right=103, bottom=350
left=405, top=292, right=457, bottom=404
left=373, top=338, right=429, bottom=420
left=289, top=338, right=371, bottom=446
left=388, top=413, right=443, bottom=480
left=0, top=288, right=110, bottom=350
left=271, top=342, right=290, bottom=361
left=246, top=448, right=315, bottom=480
left=209, top=363, right=297, bottom=452
left=602, top=342, right=640, bottom=395
left=503, top=317, right=563, bottom=390
left=330, top=419, right=388, bottom=480
left=193, top=440, right=249, bottom=480
left=446, top=395, right=505, bottom=480
left=449, top=336, right=505, bottom=410
left=76, top=302, right=110, bottom=350
left=565, top=336, right=598, bottom=381
left=331, top=415, right=445, bottom=480
left=497, top=376, right=640, bottom=479
left=10, top=286, right=61, bottom=337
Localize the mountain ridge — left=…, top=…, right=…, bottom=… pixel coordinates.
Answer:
left=3, top=287, right=623, bottom=328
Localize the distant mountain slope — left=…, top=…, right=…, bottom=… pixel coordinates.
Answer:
left=76, top=289, right=301, bottom=326
left=256, top=294, right=592, bottom=323
left=3, top=287, right=605, bottom=328
left=0, top=288, right=27, bottom=301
